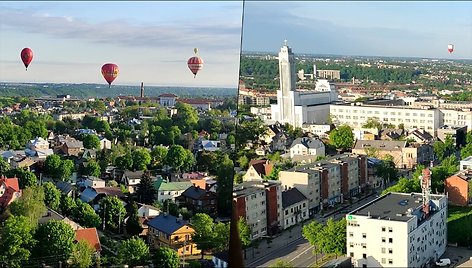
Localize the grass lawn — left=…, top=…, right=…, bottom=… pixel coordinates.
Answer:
left=447, top=205, right=472, bottom=222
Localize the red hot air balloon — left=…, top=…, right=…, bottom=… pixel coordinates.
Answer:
left=448, top=44, right=454, bottom=53
left=20, top=48, right=33, bottom=71
left=187, top=48, right=204, bottom=78
left=101, top=63, right=119, bottom=88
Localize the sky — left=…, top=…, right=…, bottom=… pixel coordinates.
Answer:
left=0, top=1, right=244, bottom=87
left=242, top=1, right=472, bottom=59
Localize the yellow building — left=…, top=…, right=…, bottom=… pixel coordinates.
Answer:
left=147, top=213, right=201, bottom=256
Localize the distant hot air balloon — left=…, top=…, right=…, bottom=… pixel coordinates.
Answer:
left=101, top=63, right=119, bottom=88
left=20, top=48, right=33, bottom=71
left=448, top=44, right=454, bottom=53
left=187, top=48, right=204, bottom=78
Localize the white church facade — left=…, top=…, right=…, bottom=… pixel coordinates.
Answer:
left=270, top=41, right=338, bottom=128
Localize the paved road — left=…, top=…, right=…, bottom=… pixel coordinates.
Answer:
left=244, top=193, right=380, bottom=267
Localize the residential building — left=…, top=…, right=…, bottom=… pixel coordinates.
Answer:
left=346, top=191, right=447, bottom=268
left=99, top=137, right=112, bottom=150
left=233, top=180, right=283, bottom=239
left=176, top=185, right=217, bottom=213
left=352, top=140, right=433, bottom=169
left=301, top=123, right=335, bottom=139
left=243, top=159, right=273, bottom=181
left=279, top=154, right=367, bottom=216
left=444, top=170, right=472, bottom=206
left=0, top=176, right=21, bottom=210
left=147, top=213, right=201, bottom=256
left=317, top=69, right=341, bottom=80
left=212, top=251, right=229, bottom=268
left=137, top=203, right=160, bottom=218
left=79, top=186, right=125, bottom=211
left=199, top=140, right=221, bottom=152
left=406, top=129, right=434, bottom=144
left=39, top=209, right=83, bottom=230
left=289, top=137, right=325, bottom=159
left=62, top=140, right=84, bottom=157
left=158, top=93, right=177, bottom=107
left=27, top=137, right=50, bottom=151
left=460, top=156, right=472, bottom=170
left=121, top=170, right=144, bottom=194
left=75, top=228, right=102, bottom=253
left=83, top=176, right=106, bottom=188
left=154, top=179, right=192, bottom=203
left=281, top=188, right=309, bottom=229
left=437, top=125, right=467, bottom=148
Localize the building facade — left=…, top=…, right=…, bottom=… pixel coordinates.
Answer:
left=346, top=192, right=447, bottom=268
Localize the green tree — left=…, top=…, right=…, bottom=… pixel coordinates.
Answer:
left=264, top=166, right=281, bottom=181
left=100, top=196, right=126, bottom=232
left=72, top=200, right=101, bottom=228
left=382, top=177, right=421, bottom=195
left=173, top=102, right=199, bottom=132
left=132, top=148, right=152, bottom=171
left=84, top=160, right=101, bottom=177
left=6, top=168, right=37, bottom=189
left=117, top=237, right=150, bottom=266
left=239, top=217, right=251, bottom=249
left=213, top=222, right=231, bottom=252
left=60, top=159, right=75, bottom=181
left=42, top=181, right=61, bottom=211
left=362, top=117, right=382, bottom=131
left=60, top=194, right=77, bottom=217
left=151, top=145, right=168, bottom=167
left=8, top=185, right=47, bottom=225
left=44, top=154, right=62, bottom=178
left=83, top=134, right=100, bottom=150
left=153, top=246, right=179, bottom=268
left=238, top=155, right=249, bottom=169
left=302, top=218, right=346, bottom=257
left=69, top=240, right=95, bottom=268
left=166, top=144, right=189, bottom=171
left=216, top=154, right=234, bottom=217
left=0, top=157, right=11, bottom=175
left=126, top=201, right=143, bottom=236
left=226, top=134, right=236, bottom=146
left=329, top=125, right=354, bottom=151
left=136, top=171, right=156, bottom=204
left=0, top=215, right=37, bottom=268
left=191, top=213, right=216, bottom=258
left=34, top=220, right=75, bottom=262
left=269, top=260, right=294, bottom=268
left=116, top=154, right=133, bottom=170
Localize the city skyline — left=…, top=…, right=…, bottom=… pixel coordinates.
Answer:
left=242, top=1, right=472, bottom=59
left=0, top=1, right=244, bottom=88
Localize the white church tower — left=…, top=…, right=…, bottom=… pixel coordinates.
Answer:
left=278, top=40, right=297, bottom=126
left=270, top=41, right=337, bottom=128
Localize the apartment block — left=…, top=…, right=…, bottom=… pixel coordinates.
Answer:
left=346, top=192, right=447, bottom=268
left=330, top=103, right=442, bottom=136
left=233, top=180, right=283, bottom=239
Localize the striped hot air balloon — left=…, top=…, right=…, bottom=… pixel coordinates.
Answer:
left=101, top=63, right=119, bottom=88
left=187, top=48, right=204, bottom=78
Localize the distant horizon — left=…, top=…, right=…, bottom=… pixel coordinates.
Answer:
left=0, top=81, right=237, bottom=89
left=241, top=50, right=472, bottom=62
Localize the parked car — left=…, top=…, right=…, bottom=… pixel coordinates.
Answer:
left=435, top=258, right=451, bottom=267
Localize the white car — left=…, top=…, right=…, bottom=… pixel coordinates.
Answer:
left=436, top=258, right=451, bottom=267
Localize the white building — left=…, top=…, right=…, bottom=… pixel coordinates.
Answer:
left=270, top=41, right=337, bottom=128
left=346, top=192, right=447, bottom=268
left=301, top=123, right=334, bottom=139
left=99, top=137, right=112, bottom=150
left=330, top=103, right=442, bottom=136
left=289, top=137, right=325, bottom=159
left=460, top=156, right=472, bottom=170
left=158, top=93, right=177, bottom=107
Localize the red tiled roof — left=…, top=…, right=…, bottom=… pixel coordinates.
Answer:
left=75, top=228, right=101, bottom=251
left=159, top=93, right=178, bottom=97
left=248, top=160, right=273, bottom=176
left=2, top=177, right=20, bottom=192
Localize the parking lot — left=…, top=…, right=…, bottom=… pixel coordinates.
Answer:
left=438, top=246, right=472, bottom=267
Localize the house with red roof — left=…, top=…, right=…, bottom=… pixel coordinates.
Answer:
left=75, top=227, right=102, bottom=253
left=243, top=159, right=274, bottom=181
left=0, top=176, right=21, bottom=210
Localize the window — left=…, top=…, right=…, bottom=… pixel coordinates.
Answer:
left=382, top=237, right=386, bottom=243
left=389, top=238, right=393, bottom=243
left=350, top=242, right=354, bottom=248
left=381, top=227, right=386, bottom=232
left=362, top=243, right=366, bottom=249
left=389, top=248, right=393, bottom=254
left=381, top=248, right=386, bottom=253
left=388, top=259, right=393, bottom=264
left=388, top=227, right=393, bottom=233
left=350, top=252, right=354, bottom=257
left=362, top=233, right=366, bottom=238
left=381, top=258, right=386, bottom=264
left=349, top=232, right=354, bottom=237
left=363, top=254, right=367, bottom=259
